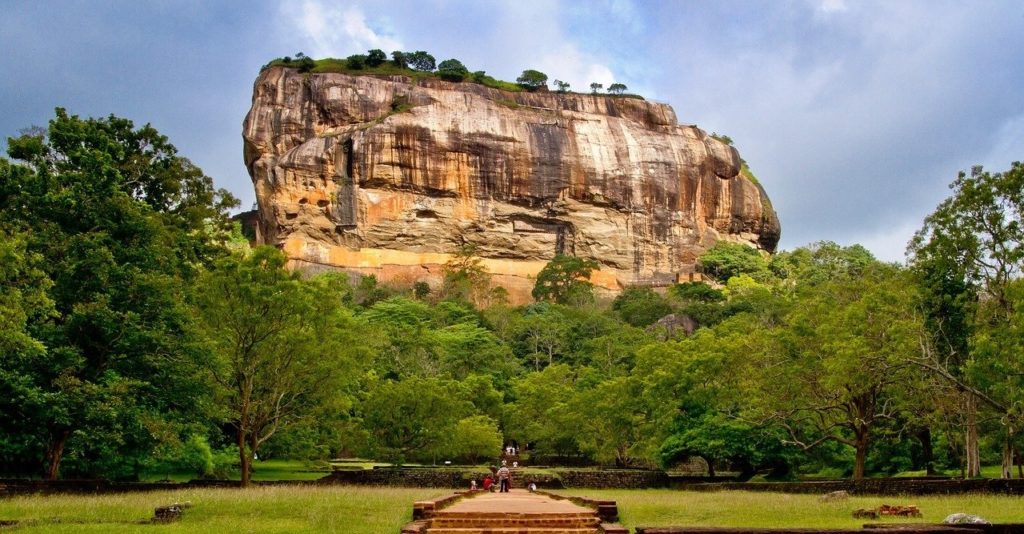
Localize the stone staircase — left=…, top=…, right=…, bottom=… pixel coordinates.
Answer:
left=422, top=510, right=601, bottom=533
left=403, top=490, right=626, bottom=534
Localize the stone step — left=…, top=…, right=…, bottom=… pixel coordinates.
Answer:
left=429, top=517, right=601, bottom=528
left=421, top=524, right=598, bottom=528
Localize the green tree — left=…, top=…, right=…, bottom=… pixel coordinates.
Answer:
left=437, top=59, right=469, bottom=82
left=607, top=83, right=627, bottom=94
left=441, top=244, right=491, bottom=305
left=0, top=109, right=236, bottom=479
left=752, top=264, right=923, bottom=480
left=697, top=241, right=768, bottom=283
left=909, top=162, right=1024, bottom=478
left=391, top=51, right=409, bottom=68
left=532, top=255, right=599, bottom=305
left=193, top=247, right=364, bottom=486
left=451, top=415, right=503, bottom=464
left=346, top=54, right=367, bottom=69
left=553, top=79, right=570, bottom=93
left=407, top=51, right=436, bottom=71
left=612, top=287, right=672, bottom=327
left=359, top=377, right=470, bottom=464
left=516, top=69, right=548, bottom=91
left=589, top=82, right=603, bottom=94
left=366, top=49, right=387, bottom=67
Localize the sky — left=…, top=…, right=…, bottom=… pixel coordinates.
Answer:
left=2, top=0, right=1023, bottom=262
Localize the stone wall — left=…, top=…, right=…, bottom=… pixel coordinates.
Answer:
left=670, top=478, right=1024, bottom=496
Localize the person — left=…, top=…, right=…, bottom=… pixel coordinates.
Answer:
left=512, top=461, right=518, bottom=468
left=497, top=465, right=511, bottom=493
left=528, top=481, right=537, bottom=493
left=482, top=475, right=493, bottom=492
left=470, top=479, right=478, bottom=491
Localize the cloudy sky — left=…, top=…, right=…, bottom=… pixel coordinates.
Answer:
left=3, top=0, right=1023, bottom=261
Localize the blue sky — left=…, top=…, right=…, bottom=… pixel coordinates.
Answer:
left=2, top=0, right=1023, bottom=261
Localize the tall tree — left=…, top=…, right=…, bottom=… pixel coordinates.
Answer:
left=0, top=109, right=237, bottom=479
left=532, top=255, right=599, bottom=305
left=516, top=69, right=549, bottom=91
left=193, top=247, right=363, bottom=486
left=909, top=162, right=1024, bottom=477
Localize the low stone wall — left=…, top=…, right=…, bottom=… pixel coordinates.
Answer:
left=635, top=526, right=1024, bottom=533
left=322, top=468, right=668, bottom=489
left=670, top=478, right=1024, bottom=496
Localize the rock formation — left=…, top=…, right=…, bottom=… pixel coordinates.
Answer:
left=243, top=66, right=780, bottom=302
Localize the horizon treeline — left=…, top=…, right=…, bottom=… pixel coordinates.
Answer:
left=1, top=109, right=1022, bottom=484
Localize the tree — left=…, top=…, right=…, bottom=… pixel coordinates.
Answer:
left=697, top=241, right=768, bottom=283
left=532, top=255, right=600, bottom=304
left=553, top=79, right=570, bottom=93
left=612, top=287, right=672, bottom=327
left=753, top=264, right=923, bottom=479
left=451, top=415, right=503, bottom=464
left=346, top=54, right=367, bottom=69
left=909, top=162, right=1024, bottom=478
left=441, top=244, right=491, bottom=305
left=366, top=49, right=387, bottom=67
left=0, top=109, right=237, bottom=479
left=407, top=50, right=436, bottom=71
left=391, top=50, right=409, bottom=68
left=589, top=82, right=603, bottom=94
left=437, top=58, right=469, bottom=82
left=359, top=377, right=470, bottom=464
left=516, top=69, right=548, bottom=91
left=607, top=83, right=627, bottom=94
left=193, top=247, right=363, bottom=485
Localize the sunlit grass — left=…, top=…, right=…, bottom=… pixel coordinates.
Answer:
left=0, top=485, right=442, bottom=533
left=559, top=489, right=1024, bottom=529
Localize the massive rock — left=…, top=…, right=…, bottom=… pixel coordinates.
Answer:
left=243, top=67, right=780, bottom=302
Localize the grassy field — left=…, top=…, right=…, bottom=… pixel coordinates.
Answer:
left=560, top=489, right=1024, bottom=529
left=0, top=485, right=442, bottom=533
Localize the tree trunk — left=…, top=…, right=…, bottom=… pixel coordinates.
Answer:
left=853, top=425, right=869, bottom=481
left=965, top=394, right=981, bottom=478
left=917, top=427, right=936, bottom=475
left=1001, top=427, right=1013, bottom=479
left=703, top=456, right=715, bottom=477
left=238, top=427, right=251, bottom=487
left=44, top=429, right=70, bottom=480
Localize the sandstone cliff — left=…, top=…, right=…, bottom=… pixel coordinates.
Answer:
left=243, top=67, right=780, bottom=302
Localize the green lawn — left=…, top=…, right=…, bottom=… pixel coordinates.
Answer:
left=560, top=489, right=1024, bottom=529
left=0, top=485, right=442, bottom=533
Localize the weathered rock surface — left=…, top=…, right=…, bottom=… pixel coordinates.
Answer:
left=243, top=67, right=780, bottom=301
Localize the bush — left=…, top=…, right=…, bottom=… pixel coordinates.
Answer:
left=517, top=69, right=548, bottom=91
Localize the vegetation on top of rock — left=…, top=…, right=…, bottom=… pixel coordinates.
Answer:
left=262, top=50, right=644, bottom=99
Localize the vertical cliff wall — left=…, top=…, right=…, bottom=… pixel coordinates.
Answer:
left=243, top=67, right=780, bottom=301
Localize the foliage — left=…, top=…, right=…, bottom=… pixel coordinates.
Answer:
left=589, top=82, right=603, bottom=94
left=437, top=58, right=469, bottom=82
left=345, top=54, right=368, bottom=70
left=697, top=241, right=769, bottom=283
left=532, top=255, right=600, bottom=305
left=516, top=69, right=549, bottom=91
left=553, top=79, right=570, bottom=92
left=366, top=49, right=387, bottom=67
left=0, top=108, right=236, bottom=479
left=451, top=415, right=503, bottom=464
left=607, top=83, right=628, bottom=94
left=193, top=246, right=364, bottom=485
left=612, top=287, right=672, bottom=327
left=407, top=50, right=436, bottom=71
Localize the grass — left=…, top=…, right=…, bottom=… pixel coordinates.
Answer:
left=560, top=489, right=1024, bottom=529
left=0, top=485, right=442, bottom=533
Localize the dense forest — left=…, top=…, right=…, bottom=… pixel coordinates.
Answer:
left=1, top=109, right=1022, bottom=485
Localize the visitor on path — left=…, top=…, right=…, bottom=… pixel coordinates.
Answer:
left=482, top=475, right=493, bottom=492
left=528, top=482, right=537, bottom=492
left=497, top=465, right=511, bottom=492
left=470, top=479, right=477, bottom=491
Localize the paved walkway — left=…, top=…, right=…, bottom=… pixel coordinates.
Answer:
left=442, top=490, right=593, bottom=514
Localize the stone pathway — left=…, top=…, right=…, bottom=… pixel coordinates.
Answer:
left=404, top=489, right=625, bottom=534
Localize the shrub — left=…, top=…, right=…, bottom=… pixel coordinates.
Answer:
left=366, top=49, right=387, bottom=67
left=346, top=54, right=368, bottom=69
left=517, top=69, right=548, bottom=91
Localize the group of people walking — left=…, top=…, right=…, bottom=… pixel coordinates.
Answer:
left=471, top=459, right=536, bottom=493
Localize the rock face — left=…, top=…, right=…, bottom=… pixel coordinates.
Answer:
left=243, top=67, right=780, bottom=302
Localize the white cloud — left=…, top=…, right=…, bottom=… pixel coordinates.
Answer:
left=818, top=0, right=848, bottom=13
left=287, top=1, right=402, bottom=58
